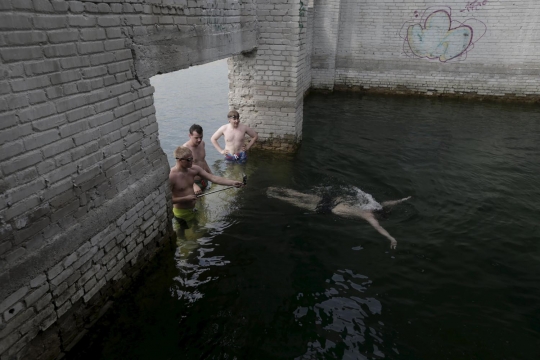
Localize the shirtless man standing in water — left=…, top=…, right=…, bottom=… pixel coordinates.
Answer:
left=183, top=124, right=212, bottom=195
left=210, top=110, right=258, bottom=163
left=169, top=146, right=244, bottom=226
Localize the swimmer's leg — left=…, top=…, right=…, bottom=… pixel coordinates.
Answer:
left=267, top=187, right=321, bottom=211
left=381, top=196, right=412, bottom=208
left=173, top=217, right=188, bottom=245
left=358, top=211, right=397, bottom=249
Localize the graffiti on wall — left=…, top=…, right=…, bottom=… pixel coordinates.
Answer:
left=399, top=6, right=487, bottom=62
left=461, top=0, right=488, bottom=13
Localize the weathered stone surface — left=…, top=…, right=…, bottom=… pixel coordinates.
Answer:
left=2, top=0, right=539, bottom=358
left=310, top=0, right=540, bottom=99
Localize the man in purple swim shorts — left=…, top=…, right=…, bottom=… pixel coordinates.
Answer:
left=224, top=151, right=248, bottom=164
left=211, top=110, right=258, bottom=163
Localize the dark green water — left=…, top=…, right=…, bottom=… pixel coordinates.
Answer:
left=68, top=93, right=540, bottom=359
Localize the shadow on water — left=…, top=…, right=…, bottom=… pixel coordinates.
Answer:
left=68, top=92, right=540, bottom=359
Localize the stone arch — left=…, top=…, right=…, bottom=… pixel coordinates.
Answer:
left=0, top=1, right=278, bottom=358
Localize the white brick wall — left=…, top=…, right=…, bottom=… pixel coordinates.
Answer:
left=311, top=0, right=540, bottom=96
left=311, top=0, right=341, bottom=90
left=229, top=0, right=308, bottom=151
left=0, top=1, right=258, bottom=358
left=4, top=0, right=538, bottom=356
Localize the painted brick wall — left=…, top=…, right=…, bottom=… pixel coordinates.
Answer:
left=0, top=1, right=257, bottom=358
left=312, top=0, right=540, bottom=97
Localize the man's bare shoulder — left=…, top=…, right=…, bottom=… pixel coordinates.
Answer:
left=191, top=141, right=205, bottom=152
left=169, top=167, right=179, bottom=183
left=213, top=124, right=228, bottom=135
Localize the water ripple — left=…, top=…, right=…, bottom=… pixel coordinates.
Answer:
left=295, top=269, right=395, bottom=359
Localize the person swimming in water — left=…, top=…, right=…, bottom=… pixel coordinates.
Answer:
left=267, top=187, right=411, bottom=249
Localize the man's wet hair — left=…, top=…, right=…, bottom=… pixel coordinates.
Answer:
left=173, top=146, right=191, bottom=159
left=189, top=124, right=203, bottom=135
left=227, top=110, right=239, bottom=118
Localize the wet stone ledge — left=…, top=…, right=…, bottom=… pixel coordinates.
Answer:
left=329, top=85, right=540, bottom=104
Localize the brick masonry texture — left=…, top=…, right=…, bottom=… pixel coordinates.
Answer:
left=311, top=0, right=540, bottom=96
left=0, top=0, right=257, bottom=358
left=2, top=0, right=540, bottom=358
left=228, top=0, right=309, bottom=152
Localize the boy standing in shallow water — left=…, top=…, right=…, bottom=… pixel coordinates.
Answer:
left=169, top=146, right=244, bottom=226
left=183, top=124, right=212, bottom=195
left=210, top=110, right=258, bottom=163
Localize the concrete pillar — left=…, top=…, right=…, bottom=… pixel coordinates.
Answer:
left=228, top=0, right=312, bottom=151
